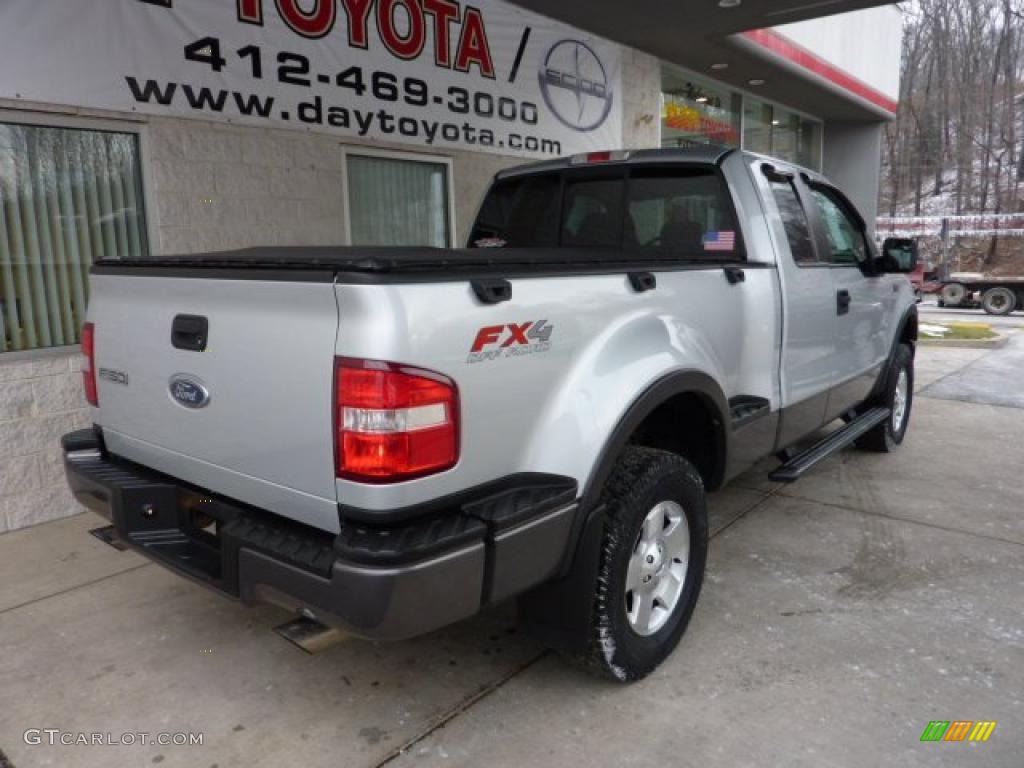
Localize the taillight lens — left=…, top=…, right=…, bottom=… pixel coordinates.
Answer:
left=335, top=358, right=459, bottom=482
left=81, top=322, right=98, bottom=407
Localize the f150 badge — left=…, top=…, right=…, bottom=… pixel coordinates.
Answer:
left=467, top=321, right=553, bottom=364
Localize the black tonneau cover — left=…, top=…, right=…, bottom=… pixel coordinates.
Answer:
left=92, top=246, right=742, bottom=283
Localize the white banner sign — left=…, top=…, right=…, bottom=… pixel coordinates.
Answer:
left=0, top=0, right=622, bottom=159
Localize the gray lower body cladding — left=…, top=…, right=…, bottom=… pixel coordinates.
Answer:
left=62, top=429, right=577, bottom=640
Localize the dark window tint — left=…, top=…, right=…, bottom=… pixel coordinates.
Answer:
left=626, top=168, right=742, bottom=259
left=769, top=179, right=816, bottom=264
left=560, top=177, right=623, bottom=247
left=808, top=186, right=868, bottom=266
left=469, top=174, right=560, bottom=247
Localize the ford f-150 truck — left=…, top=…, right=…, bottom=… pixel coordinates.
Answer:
left=63, top=146, right=918, bottom=681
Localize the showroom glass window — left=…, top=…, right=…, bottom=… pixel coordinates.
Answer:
left=660, top=66, right=741, bottom=149
left=0, top=122, right=148, bottom=353
left=742, top=98, right=823, bottom=171
left=346, top=153, right=452, bottom=247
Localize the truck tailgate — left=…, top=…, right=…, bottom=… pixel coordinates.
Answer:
left=88, top=274, right=341, bottom=532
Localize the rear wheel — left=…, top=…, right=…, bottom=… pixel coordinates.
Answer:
left=981, top=286, right=1016, bottom=316
left=858, top=343, right=914, bottom=452
left=567, top=446, right=708, bottom=682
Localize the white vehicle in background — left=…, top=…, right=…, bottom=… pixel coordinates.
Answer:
left=64, top=147, right=918, bottom=681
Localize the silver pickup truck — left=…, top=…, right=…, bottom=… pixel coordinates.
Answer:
left=63, top=146, right=918, bottom=681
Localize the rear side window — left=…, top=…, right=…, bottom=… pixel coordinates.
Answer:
left=769, top=178, right=817, bottom=264
left=625, top=168, right=742, bottom=260
left=470, top=174, right=560, bottom=247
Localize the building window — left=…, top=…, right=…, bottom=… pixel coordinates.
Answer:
left=660, top=66, right=741, bottom=149
left=658, top=63, right=824, bottom=171
left=344, top=151, right=453, bottom=247
left=0, top=121, right=147, bottom=353
left=742, top=98, right=822, bottom=171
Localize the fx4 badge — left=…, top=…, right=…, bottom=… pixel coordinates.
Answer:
left=468, top=321, right=553, bottom=363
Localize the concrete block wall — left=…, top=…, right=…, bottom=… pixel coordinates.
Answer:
left=0, top=351, right=91, bottom=534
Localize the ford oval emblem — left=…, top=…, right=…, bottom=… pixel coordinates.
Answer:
left=169, top=376, right=210, bottom=409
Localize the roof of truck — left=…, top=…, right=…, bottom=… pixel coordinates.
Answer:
left=495, top=146, right=736, bottom=179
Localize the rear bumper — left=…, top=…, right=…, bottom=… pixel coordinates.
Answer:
left=63, top=429, right=578, bottom=640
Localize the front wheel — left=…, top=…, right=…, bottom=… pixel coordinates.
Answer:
left=857, top=343, right=914, bottom=452
left=941, top=283, right=966, bottom=307
left=568, top=446, right=708, bottom=682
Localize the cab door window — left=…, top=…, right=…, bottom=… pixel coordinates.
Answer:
left=807, top=186, right=869, bottom=266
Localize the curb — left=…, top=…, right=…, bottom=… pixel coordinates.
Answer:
left=918, top=333, right=1009, bottom=349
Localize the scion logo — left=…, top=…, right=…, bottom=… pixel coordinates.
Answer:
left=539, top=40, right=613, bottom=132
left=468, top=320, right=553, bottom=363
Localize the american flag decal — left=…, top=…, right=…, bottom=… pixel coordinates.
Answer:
left=703, top=230, right=736, bottom=251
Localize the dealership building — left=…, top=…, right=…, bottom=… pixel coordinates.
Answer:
left=0, top=0, right=901, bottom=531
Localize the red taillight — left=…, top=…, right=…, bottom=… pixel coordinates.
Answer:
left=586, top=150, right=613, bottom=163
left=335, top=358, right=459, bottom=483
left=81, top=322, right=98, bottom=407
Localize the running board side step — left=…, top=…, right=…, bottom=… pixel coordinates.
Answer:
left=769, top=407, right=891, bottom=483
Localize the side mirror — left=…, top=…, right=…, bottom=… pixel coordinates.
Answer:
left=879, top=237, right=918, bottom=274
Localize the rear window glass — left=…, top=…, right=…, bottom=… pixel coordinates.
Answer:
left=469, top=174, right=560, bottom=247
left=561, top=176, right=623, bottom=247
left=625, top=168, right=741, bottom=259
left=469, top=164, right=742, bottom=259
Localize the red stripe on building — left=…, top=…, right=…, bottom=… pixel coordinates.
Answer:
left=741, top=29, right=898, bottom=114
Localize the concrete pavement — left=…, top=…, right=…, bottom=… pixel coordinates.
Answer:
left=920, top=333, right=1024, bottom=410
left=1, top=340, right=1021, bottom=768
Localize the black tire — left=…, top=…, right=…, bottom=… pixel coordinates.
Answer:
left=981, top=286, right=1016, bottom=316
left=941, top=283, right=966, bottom=307
left=567, top=446, right=708, bottom=682
left=857, top=343, right=914, bottom=452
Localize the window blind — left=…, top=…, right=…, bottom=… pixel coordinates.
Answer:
left=0, top=123, right=148, bottom=352
left=346, top=154, right=450, bottom=248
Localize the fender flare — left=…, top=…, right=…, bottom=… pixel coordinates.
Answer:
left=518, top=369, right=729, bottom=652
left=894, top=303, right=919, bottom=354
left=870, top=304, right=918, bottom=400
left=580, top=368, right=730, bottom=510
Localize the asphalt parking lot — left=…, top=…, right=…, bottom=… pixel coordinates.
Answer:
left=1, top=332, right=1022, bottom=768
